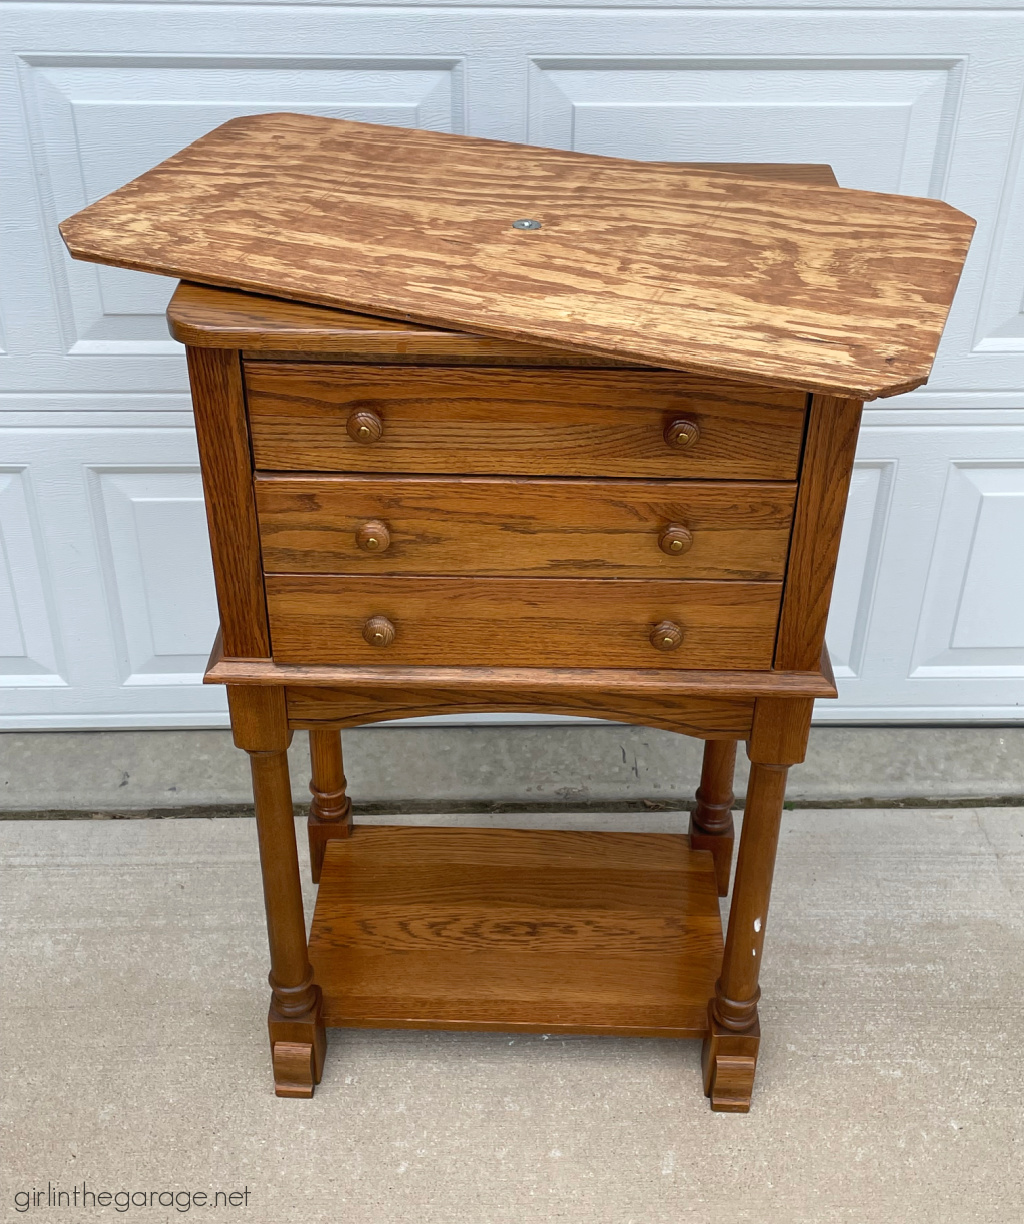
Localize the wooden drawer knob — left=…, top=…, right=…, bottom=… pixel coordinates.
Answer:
left=650, top=620, right=683, bottom=651
left=362, top=615, right=395, bottom=647
left=664, top=418, right=700, bottom=449
left=658, top=524, right=693, bottom=556
left=347, top=409, right=383, bottom=444
left=356, top=520, right=391, bottom=553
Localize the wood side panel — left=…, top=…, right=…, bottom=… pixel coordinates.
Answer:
left=246, top=365, right=806, bottom=480
left=62, top=114, right=975, bottom=399
left=285, top=683, right=754, bottom=738
left=774, top=394, right=865, bottom=671
left=255, top=475, right=797, bottom=580
left=265, top=575, right=782, bottom=670
left=308, top=827, right=723, bottom=1036
left=186, top=346, right=269, bottom=657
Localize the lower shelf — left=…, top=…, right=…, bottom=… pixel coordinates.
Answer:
left=308, top=825, right=724, bottom=1037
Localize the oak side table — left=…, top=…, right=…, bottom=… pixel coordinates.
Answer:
left=59, top=114, right=974, bottom=1110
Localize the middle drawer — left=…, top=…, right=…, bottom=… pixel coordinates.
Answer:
left=255, top=475, right=796, bottom=581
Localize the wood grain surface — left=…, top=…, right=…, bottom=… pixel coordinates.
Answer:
left=686, top=163, right=837, bottom=186
left=246, top=364, right=806, bottom=480
left=168, top=160, right=837, bottom=358
left=307, top=727, right=352, bottom=883
left=690, top=739, right=738, bottom=896
left=206, top=658, right=835, bottom=696
left=62, top=114, right=973, bottom=399
left=168, top=171, right=837, bottom=356
left=226, top=683, right=290, bottom=753
left=774, top=393, right=865, bottom=671
left=264, top=575, right=782, bottom=669
left=308, top=826, right=723, bottom=1036
left=284, top=684, right=755, bottom=737
left=255, top=475, right=796, bottom=579
left=170, top=283, right=641, bottom=365
left=204, top=650, right=837, bottom=698
left=186, top=348, right=270, bottom=657
left=748, top=695, right=816, bottom=765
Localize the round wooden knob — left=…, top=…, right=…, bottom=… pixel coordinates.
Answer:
left=362, top=615, right=395, bottom=648
left=658, top=524, right=693, bottom=556
left=347, top=409, right=383, bottom=444
left=664, top=418, right=700, bottom=449
left=356, top=520, right=391, bottom=553
left=650, top=620, right=683, bottom=652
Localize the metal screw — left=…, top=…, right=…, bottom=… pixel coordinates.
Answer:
left=512, top=219, right=542, bottom=231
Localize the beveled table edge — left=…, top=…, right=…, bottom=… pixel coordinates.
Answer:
left=204, top=631, right=837, bottom=700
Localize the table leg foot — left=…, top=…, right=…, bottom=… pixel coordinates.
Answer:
left=701, top=1009, right=760, bottom=1113
left=268, top=991, right=326, bottom=1098
left=272, top=1042, right=317, bottom=1098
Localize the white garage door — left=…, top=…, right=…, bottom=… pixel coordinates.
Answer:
left=2, top=2, right=1023, bottom=727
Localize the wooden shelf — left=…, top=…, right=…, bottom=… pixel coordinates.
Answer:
left=308, top=825, right=723, bottom=1038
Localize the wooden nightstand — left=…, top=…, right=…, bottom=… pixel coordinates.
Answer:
left=60, top=114, right=974, bottom=1110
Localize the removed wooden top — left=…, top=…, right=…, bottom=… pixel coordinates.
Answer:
left=168, top=161, right=837, bottom=360
left=61, top=113, right=974, bottom=399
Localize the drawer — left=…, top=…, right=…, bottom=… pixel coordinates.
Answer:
left=256, top=475, right=796, bottom=580
left=245, top=364, right=806, bottom=479
left=265, top=576, right=782, bottom=669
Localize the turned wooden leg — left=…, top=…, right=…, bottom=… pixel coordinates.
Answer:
left=689, top=739, right=737, bottom=896
left=249, top=746, right=326, bottom=1097
left=230, top=686, right=326, bottom=1099
left=703, top=759, right=788, bottom=1112
left=307, top=728, right=352, bottom=884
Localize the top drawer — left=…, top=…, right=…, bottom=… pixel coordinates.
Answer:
left=245, top=364, right=806, bottom=480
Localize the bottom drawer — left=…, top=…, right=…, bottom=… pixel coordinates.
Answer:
left=265, top=576, right=781, bottom=669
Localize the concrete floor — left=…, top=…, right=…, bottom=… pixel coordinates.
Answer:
left=2, top=807, right=1022, bottom=1223
left=4, top=725, right=1024, bottom=813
